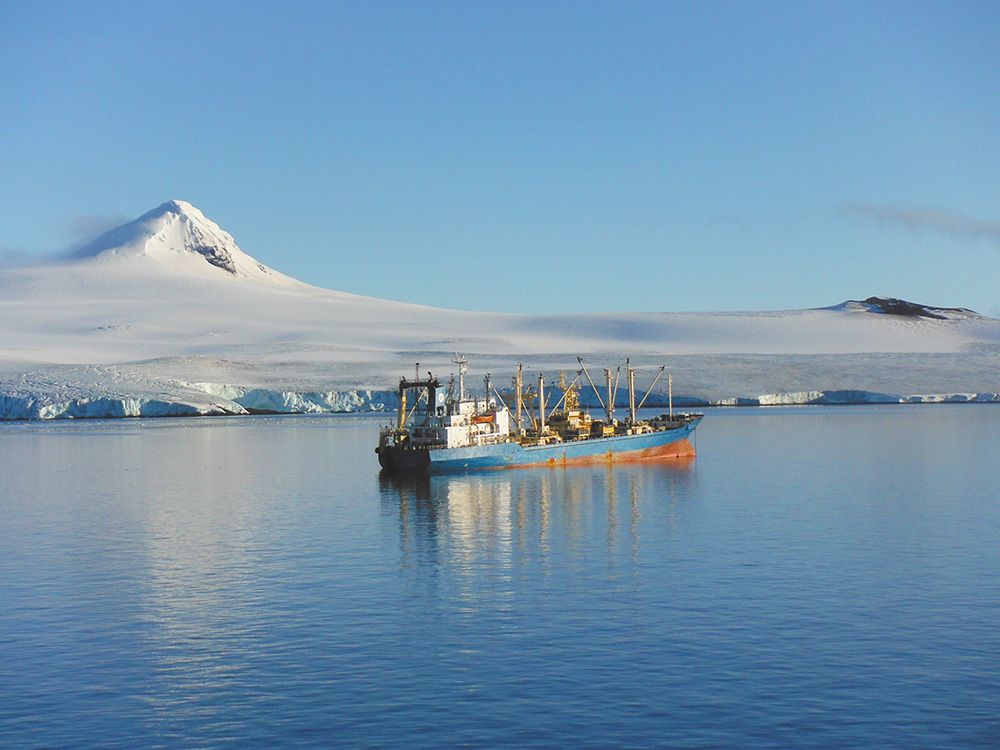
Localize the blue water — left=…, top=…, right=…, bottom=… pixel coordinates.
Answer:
left=1, top=406, right=998, bottom=748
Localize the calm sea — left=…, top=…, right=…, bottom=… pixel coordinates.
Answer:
left=1, top=406, right=998, bottom=748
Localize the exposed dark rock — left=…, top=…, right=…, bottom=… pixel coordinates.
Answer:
left=857, top=297, right=978, bottom=319
left=190, top=244, right=237, bottom=275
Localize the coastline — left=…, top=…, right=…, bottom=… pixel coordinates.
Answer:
left=2, top=385, right=997, bottom=421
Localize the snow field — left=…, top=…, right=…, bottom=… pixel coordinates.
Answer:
left=2, top=200, right=998, bottom=419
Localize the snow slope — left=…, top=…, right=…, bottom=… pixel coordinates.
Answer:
left=1, top=200, right=998, bottom=418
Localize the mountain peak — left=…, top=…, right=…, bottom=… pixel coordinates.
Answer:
left=71, top=200, right=297, bottom=285
left=128, top=198, right=209, bottom=228
left=159, top=198, right=199, bottom=215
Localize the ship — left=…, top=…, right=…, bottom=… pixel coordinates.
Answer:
left=376, top=356, right=702, bottom=473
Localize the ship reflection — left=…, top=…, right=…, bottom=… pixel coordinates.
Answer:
left=379, top=458, right=695, bottom=571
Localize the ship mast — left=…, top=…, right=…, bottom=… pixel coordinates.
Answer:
left=515, top=363, right=523, bottom=433
left=635, top=365, right=667, bottom=412
left=538, top=372, right=546, bottom=434
left=605, top=368, right=615, bottom=423
left=577, top=357, right=607, bottom=419
left=627, top=358, right=636, bottom=425
left=397, top=382, right=407, bottom=430
left=453, top=354, right=468, bottom=401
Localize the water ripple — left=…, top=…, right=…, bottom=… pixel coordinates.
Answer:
left=1, top=409, right=999, bottom=747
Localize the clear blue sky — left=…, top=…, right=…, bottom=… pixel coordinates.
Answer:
left=2, top=1, right=998, bottom=314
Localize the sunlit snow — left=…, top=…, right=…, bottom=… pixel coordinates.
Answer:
left=2, top=201, right=998, bottom=419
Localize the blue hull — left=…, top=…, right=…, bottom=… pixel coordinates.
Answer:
left=378, top=418, right=701, bottom=474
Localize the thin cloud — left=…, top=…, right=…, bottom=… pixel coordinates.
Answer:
left=843, top=203, right=1000, bottom=246
left=0, top=214, right=130, bottom=267
left=61, top=214, right=130, bottom=256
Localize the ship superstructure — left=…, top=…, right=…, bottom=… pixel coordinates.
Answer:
left=376, top=357, right=702, bottom=473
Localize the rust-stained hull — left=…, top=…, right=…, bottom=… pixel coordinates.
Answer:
left=377, top=417, right=701, bottom=474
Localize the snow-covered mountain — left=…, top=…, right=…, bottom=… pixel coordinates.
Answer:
left=67, top=199, right=292, bottom=282
left=1, top=201, right=998, bottom=418
left=73, top=200, right=282, bottom=281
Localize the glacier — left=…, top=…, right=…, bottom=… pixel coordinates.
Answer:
left=3, top=379, right=996, bottom=420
